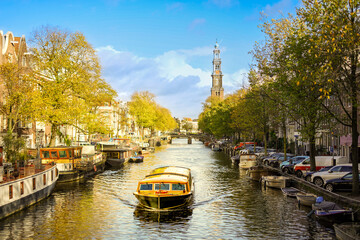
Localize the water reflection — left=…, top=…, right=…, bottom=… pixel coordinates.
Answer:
left=0, top=138, right=338, bottom=239
left=133, top=206, right=193, bottom=223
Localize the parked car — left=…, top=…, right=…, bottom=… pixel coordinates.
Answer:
left=267, top=154, right=294, bottom=168
left=280, top=156, right=308, bottom=169
left=281, top=156, right=309, bottom=174
left=294, top=156, right=349, bottom=178
left=263, top=153, right=284, bottom=165
left=311, top=164, right=353, bottom=187
left=324, top=173, right=360, bottom=192
left=303, top=166, right=333, bottom=182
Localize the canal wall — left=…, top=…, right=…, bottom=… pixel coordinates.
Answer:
left=218, top=144, right=360, bottom=221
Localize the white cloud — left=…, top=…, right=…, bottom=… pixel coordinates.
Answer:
left=262, top=0, right=293, bottom=17
left=189, top=18, right=206, bottom=31
left=96, top=45, right=247, bottom=118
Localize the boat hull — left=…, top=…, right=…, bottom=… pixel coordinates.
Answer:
left=261, top=176, right=290, bottom=189
left=334, top=222, right=360, bottom=240
left=58, top=160, right=105, bottom=183
left=106, top=158, right=125, bottom=168
left=134, top=193, right=193, bottom=210
left=129, top=156, right=144, bottom=163
left=314, top=210, right=353, bottom=223
left=247, top=166, right=272, bottom=181
left=0, top=165, right=58, bottom=220
left=296, top=194, right=316, bottom=207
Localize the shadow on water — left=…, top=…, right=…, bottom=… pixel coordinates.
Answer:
left=133, top=205, right=193, bottom=223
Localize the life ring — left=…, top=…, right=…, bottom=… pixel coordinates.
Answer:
left=94, top=165, right=97, bottom=172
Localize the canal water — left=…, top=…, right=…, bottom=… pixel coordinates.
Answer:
left=0, top=138, right=336, bottom=239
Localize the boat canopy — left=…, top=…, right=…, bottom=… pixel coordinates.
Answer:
left=147, top=166, right=191, bottom=178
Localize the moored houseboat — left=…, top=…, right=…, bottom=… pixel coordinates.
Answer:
left=0, top=163, right=58, bottom=219
left=133, top=166, right=194, bottom=210
left=40, top=146, right=105, bottom=183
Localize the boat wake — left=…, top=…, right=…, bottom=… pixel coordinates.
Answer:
left=193, top=193, right=233, bottom=207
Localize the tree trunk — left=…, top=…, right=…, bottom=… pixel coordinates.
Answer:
left=351, top=85, right=359, bottom=194
left=49, top=124, right=58, bottom=147
left=309, top=135, right=316, bottom=172
left=283, top=122, right=287, bottom=161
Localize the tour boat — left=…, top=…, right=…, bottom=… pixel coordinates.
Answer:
left=40, top=146, right=105, bottom=183
left=0, top=162, right=59, bottom=219
left=133, top=166, right=194, bottom=210
left=239, top=154, right=257, bottom=169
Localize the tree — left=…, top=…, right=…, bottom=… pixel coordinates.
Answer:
left=0, top=62, right=37, bottom=132
left=128, top=91, right=176, bottom=136
left=252, top=15, right=330, bottom=171
left=297, top=0, right=360, bottom=193
left=29, top=26, right=116, bottom=146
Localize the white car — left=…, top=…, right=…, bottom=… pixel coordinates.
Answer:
left=311, top=164, right=353, bottom=187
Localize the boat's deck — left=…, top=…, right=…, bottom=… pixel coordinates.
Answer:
left=1, top=164, right=54, bottom=184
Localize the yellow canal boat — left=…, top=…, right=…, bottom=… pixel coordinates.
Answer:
left=133, top=166, right=194, bottom=210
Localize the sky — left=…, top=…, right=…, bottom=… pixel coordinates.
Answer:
left=0, top=0, right=300, bottom=119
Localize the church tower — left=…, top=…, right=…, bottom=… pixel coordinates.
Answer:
left=211, top=41, right=224, bottom=100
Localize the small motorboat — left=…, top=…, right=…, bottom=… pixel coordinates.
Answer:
left=231, top=154, right=240, bottom=165
left=239, top=154, right=257, bottom=169
left=247, top=165, right=272, bottom=181
left=333, top=222, right=360, bottom=240
left=133, top=166, right=194, bottom=210
left=261, top=176, right=290, bottom=189
left=281, top=187, right=304, bottom=198
left=129, top=155, right=144, bottom=163
left=311, top=197, right=353, bottom=223
left=296, top=193, right=317, bottom=207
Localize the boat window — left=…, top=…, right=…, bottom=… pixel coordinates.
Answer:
left=32, top=178, right=36, bottom=190
left=9, top=185, right=13, bottom=199
left=20, top=181, right=24, bottom=195
left=43, top=174, right=46, bottom=185
left=140, top=183, right=153, bottom=190
left=172, top=183, right=185, bottom=191
left=155, top=183, right=170, bottom=190
left=51, top=151, right=58, bottom=158
left=42, top=151, right=50, bottom=158
left=59, top=150, right=67, bottom=158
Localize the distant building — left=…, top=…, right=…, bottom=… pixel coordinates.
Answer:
left=211, top=41, right=224, bottom=100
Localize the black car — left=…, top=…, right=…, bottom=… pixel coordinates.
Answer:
left=303, top=166, right=333, bottom=182
left=324, top=173, right=360, bottom=192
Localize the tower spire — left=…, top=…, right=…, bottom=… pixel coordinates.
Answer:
left=210, top=41, right=224, bottom=100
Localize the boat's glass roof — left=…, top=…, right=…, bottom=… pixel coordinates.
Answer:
left=149, top=166, right=190, bottom=177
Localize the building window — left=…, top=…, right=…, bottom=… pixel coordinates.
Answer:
left=22, top=56, right=26, bottom=67
left=43, top=174, right=46, bottom=185
left=20, top=181, right=24, bottom=195
left=9, top=185, right=13, bottom=199
left=33, top=178, right=36, bottom=190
